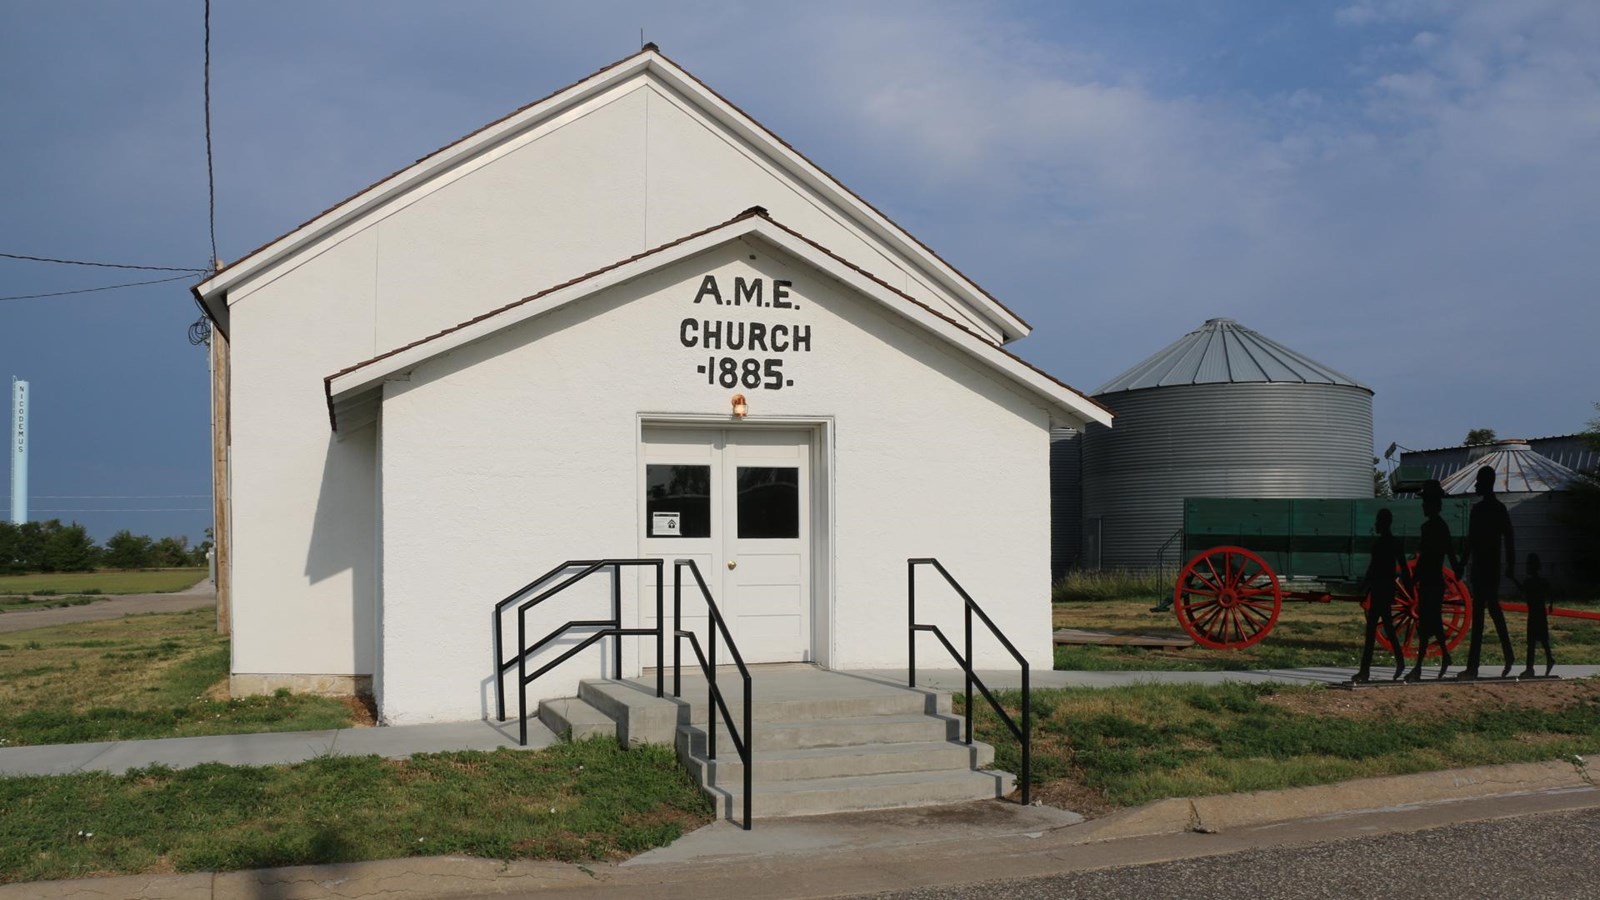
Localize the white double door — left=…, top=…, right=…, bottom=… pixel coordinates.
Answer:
left=640, top=426, right=813, bottom=664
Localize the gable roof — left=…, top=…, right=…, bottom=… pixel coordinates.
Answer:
left=323, top=208, right=1109, bottom=431
left=194, top=45, right=1030, bottom=343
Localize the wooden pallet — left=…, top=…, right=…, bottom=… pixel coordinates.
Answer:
left=1053, top=628, right=1194, bottom=651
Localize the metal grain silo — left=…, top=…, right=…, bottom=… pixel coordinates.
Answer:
left=1050, top=426, right=1082, bottom=579
left=1440, top=439, right=1581, bottom=585
left=1080, top=318, right=1374, bottom=570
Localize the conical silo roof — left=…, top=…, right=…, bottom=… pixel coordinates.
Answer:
left=1440, top=440, right=1579, bottom=494
left=1095, top=317, right=1370, bottom=396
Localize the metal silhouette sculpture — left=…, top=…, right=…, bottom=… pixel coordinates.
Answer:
left=1458, top=466, right=1517, bottom=679
left=1406, top=481, right=1458, bottom=682
left=1511, top=552, right=1555, bottom=678
left=1356, top=508, right=1410, bottom=682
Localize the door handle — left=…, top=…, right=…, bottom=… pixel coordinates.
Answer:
left=727, top=560, right=738, bottom=570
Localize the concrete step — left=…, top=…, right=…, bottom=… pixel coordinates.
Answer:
left=706, top=768, right=1016, bottom=819
left=665, top=685, right=949, bottom=726
left=679, top=735, right=996, bottom=785
left=577, top=680, right=685, bottom=746
left=682, top=712, right=963, bottom=755
left=535, top=697, right=616, bottom=742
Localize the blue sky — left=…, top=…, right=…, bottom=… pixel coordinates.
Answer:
left=2, top=1, right=1597, bottom=542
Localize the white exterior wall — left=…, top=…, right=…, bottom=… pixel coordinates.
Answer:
left=223, top=70, right=1034, bottom=691
left=377, top=241, right=1052, bottom=724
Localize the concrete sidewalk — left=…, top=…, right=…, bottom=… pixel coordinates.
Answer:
left=0, top=718, right=557, bottom=777
left=1, top=665, right=1594, bottom=777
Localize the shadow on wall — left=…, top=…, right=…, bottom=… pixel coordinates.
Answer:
left=304, top=429, right=378, bottom=684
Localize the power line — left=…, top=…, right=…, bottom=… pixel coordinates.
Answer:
left=30, top=508, right=210, bottom=513
left=34, top=495, right=211, bottom=500
left=0, top=273, right=198, bottom=302
left=204, top=0, right=217, bottom=270
left=0, top=252, right=208, bottom=273
left=189, top=0, right=218, bottom=348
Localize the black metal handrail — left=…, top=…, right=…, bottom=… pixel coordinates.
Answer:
left=673, top=559, right=754, bottom=830
left=907, top=557, right=1031, bottom=805
left=492, top=559, right=664, bottom=746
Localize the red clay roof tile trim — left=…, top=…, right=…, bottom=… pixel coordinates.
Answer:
left=206, top=47, right=1029, bottom=336
left=324, top=206, right=1103, bottom=429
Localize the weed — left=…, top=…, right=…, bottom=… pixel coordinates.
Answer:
left=1052, top=569, right=1174, bottom=603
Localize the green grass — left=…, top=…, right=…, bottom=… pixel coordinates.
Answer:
left=963, top=681, right=1600, bottom=808
left=0, top=595, right=103, bottom=614
left=1053, top=597, right=1600, bottom=671
left=0, top=737, right=713, bottom=884
left=0, top=569, right=206, bottom=596
left=0, top=608, right=352, bottom=746
left=1052, top=569, right=1174, bottom=603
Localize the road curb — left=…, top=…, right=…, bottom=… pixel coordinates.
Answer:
left=1076, top=758, right=1592, bottom=842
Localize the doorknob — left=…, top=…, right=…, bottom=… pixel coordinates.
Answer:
left=727, top=560, right=737, bottom=570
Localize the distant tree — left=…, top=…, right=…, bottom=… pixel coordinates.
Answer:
left=41, top=521, right=97, bottom=572
left=0, top=521, right=18, bottom=573
left=1464, top=428, right=1498, bottom=446
left=188, top=539, right=213, bottom=567
left=1373, top=456, right=1393, bottom=498
left=151, top=535, right=191, bottom=568
left=14, top=521, right=47, bottom=571
left=102, top=530, right=155, bottom=570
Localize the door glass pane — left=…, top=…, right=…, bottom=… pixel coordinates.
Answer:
left=737, top=466, right=799, bottom=539
left=646, top=464, right=710, bottom=538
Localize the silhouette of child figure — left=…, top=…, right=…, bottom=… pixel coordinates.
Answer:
left=1458, top=465, right=1517, bottom=679
left=1407, top=481, right=1458, bottom=682
left=1512, top=553, right=1555, bottom=678
left=1356, top=509, right=1411, bottom=682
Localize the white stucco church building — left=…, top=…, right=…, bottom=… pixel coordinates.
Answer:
left=194, top=46, right=1110, bottom=726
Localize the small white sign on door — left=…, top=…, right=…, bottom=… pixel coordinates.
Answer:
left=652, top=512, right=681, bottom=537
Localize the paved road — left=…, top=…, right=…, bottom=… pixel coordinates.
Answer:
left=0, top=578, right=214, bottom=633
left=851, top=806, right=1600, bottom=900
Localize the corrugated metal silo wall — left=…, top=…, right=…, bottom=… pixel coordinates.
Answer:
left=1081, top=383, right=1374, bottom=570
left=1050, top=427, right=1082, bottom=579
left=1503, top=493, right=1579, bottom=588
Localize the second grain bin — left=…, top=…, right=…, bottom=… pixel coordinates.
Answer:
left=1080, top=318, right=1374, bottom=570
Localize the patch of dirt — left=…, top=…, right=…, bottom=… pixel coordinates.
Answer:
left=341, top=693, right=378, bottom=727
left=201, top=677, right=231, bottom=702
left=1263, top=678, right=1600, bottom=720
left=1017, top=779, right=1117, bottom=819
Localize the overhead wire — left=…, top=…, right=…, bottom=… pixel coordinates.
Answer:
left=0, top=253, right=208, bottom=273
left=190, top=0, right=218, bottom=347
left=0, top=273, right=198, bottom=302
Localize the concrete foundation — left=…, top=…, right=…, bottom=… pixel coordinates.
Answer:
left=230, top=673, right=373, bottom=698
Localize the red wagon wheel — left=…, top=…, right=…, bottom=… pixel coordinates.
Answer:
left=1173, top=546, right=1283, bottom=649
left=1371, top=558, right=1472, bottom=659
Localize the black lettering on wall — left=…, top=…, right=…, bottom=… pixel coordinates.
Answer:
left=792, top=324, right=811, bottom=352
left=770, top=323, right=789, bottom=352
left=748, top=322, right=769, bottom=351
left=772, top=280, right=793, bottom=309
left=734, top=277, right=762, bottom=307
left=726, top=322, right=746, bottom=351
left=679, top=318, right=699, bottom=348
left=703, top=320, right=722, bottom=350
left=694, top=275, right=723, bottom=305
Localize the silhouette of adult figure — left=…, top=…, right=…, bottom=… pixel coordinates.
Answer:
left=1407, top=481, right=1458, bottom=682
left=1513, top=552, right=1554, bottom=678
left=1356, top=509, right=1411, bottom=682
left=1458, top=465, right=1516, bottom=679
